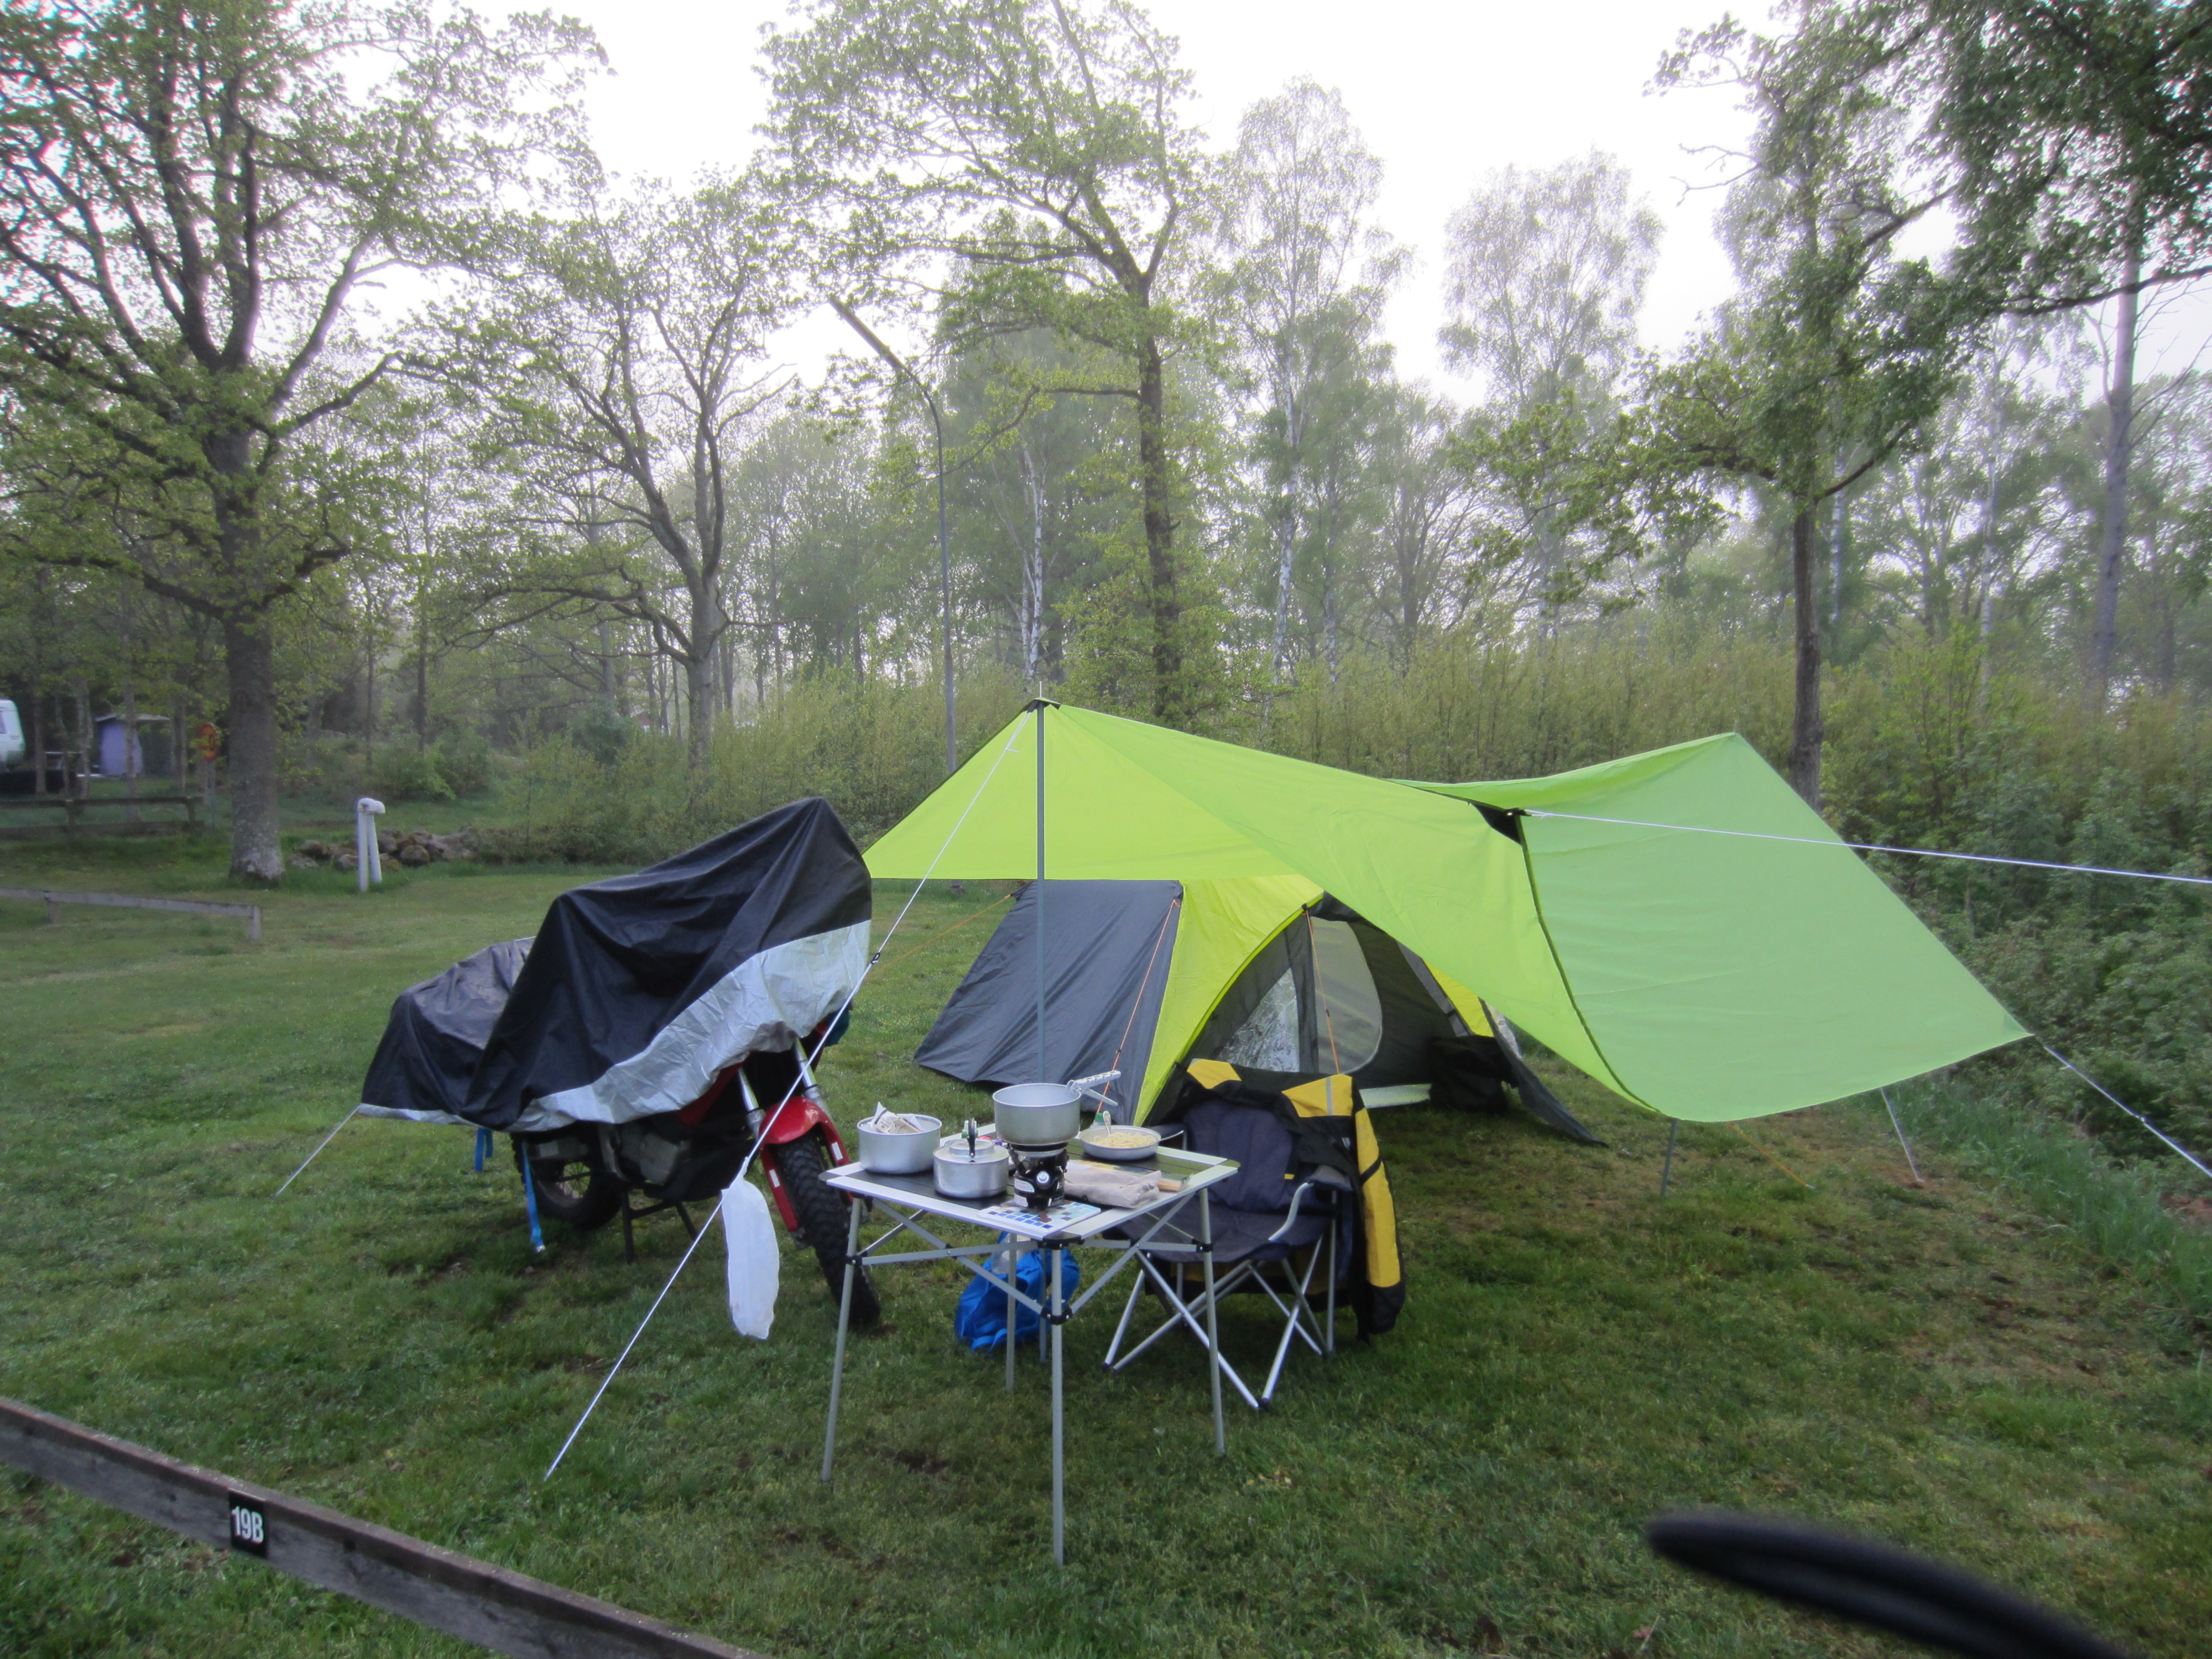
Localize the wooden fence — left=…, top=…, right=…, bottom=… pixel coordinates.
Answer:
left=0, top=1396, right=763, bottom=1659
left=0, top=792, right=203, bottom=840
left=0, top=886, right=262, bottom=940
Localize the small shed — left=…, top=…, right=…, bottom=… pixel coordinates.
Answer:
left=94, top=714, right=173, bottom=779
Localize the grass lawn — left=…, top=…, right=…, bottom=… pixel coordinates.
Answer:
left=1, top=838, right=2208, bottom=1658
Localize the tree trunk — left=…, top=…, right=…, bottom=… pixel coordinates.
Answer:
left=685, top=581, right=721, bottom=771
left=72, top=676, right=90, bottom=800
left=416, top=575, right=432, bottom=754
left=223, top=617, right=283, bottom=881
left=2089, top=240, right=2141, bottom=712
left=1829, top=482, right=1848, bottom=632
left=29, top=694, right=44, bottom=796
left=1788, top=505, right=1824, bottom=810
left=121, top=613, right=139, bottom=823
left=1022, top=437, right=1046, bottom=688
left=1135, top=336, right=1182, bottom=722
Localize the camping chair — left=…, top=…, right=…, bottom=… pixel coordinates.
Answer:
left=1100, top=1073, right=1358, bottom=1409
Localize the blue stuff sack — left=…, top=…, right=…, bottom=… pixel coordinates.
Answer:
left=953, top=1239, right=1081, bottom=1352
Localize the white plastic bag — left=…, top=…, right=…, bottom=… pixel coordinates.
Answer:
left=723, top=1177, right=780, bottom=1340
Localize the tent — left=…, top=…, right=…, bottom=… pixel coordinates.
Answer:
left=915, top=877, right=1599, bottom=1140
left=865, top=702, right=2026, bottom=1124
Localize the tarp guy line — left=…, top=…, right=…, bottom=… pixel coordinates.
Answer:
left=2041, top=1043, right=2212, bottom=1181
left=546, top=722, right=1029, bottom=1479
left=1525, top=810, right=2212, bottom=888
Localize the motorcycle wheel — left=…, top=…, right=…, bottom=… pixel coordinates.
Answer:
left=512, top=1137, right=625, bottom=1232
left=774, top=1134, right=881, bottom=1328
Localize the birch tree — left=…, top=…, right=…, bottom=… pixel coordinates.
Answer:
left=765, top=0, right=1214, bottom=723
left=1214, top=81, right=1399, bottom=699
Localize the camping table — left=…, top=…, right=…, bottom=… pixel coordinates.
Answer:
left=818, top=1151, right=1240, bottom=1564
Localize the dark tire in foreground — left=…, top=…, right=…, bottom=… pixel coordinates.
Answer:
left=513, top=1138, right=625, bottom=1233
left=775, top=1134, right=881, bottom=1328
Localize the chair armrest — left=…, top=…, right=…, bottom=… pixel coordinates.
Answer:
left=1266, top=1178, right=1339, bottom=1243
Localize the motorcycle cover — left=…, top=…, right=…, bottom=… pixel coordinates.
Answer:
left=357, top=797, right=872, bottom=1133
left=357, top=938, right=533, bottom=1123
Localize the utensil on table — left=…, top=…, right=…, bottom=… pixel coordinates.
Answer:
left=990, top=1082, right=1083, bottom=1150
left=934, top=1118, right=1010, bottom=1199
left=856, top=1107, right=941, bottom=1175
left=1076, top=1122, right=1162, bottom=1162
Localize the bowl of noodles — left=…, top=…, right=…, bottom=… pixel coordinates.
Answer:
left=1076, top=1123, right=1162, bottom=1163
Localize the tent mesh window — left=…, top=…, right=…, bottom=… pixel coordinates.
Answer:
left=1306, top=917, right=1384, bottom=1073
left=1218, top=971, right=1300, bottom=1071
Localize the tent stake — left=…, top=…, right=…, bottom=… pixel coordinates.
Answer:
left=1035, top=701, right=1046, bottom=1082
left=1660, top=1120, right=1677, bottom=1197
left=1880, top=1088, right=1923, bottom=1185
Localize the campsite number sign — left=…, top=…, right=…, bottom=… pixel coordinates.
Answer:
left=226, top=1493, right=268, bottom=1556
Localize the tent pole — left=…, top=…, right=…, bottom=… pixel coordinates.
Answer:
left=1880, top=1088, right=1924, bottom=1186
left=1035, top=701, right=1046, bottom=1082
left=1660, top=1120, right=1678, bottom=1197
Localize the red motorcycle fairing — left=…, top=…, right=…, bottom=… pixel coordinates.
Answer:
left=679, top=1056, right=851, bottom=1234
left=758, top=1091, right=848, bottom=1233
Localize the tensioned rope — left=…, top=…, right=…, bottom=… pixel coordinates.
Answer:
left=545, top=724, right=1029, bottom=1480
left=2041, top=1043, right=2212, bottom=1181
left=875, top=891, right=1012, bottom=973
left=1521, top=808, right=2212, bottom=888
left=1521, top=807, right=2212, bottom=1183
left=1104, top=898, right=1180, bottom=1117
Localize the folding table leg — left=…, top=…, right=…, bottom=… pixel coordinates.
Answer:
left=1202, top=1191, right=1224, bottom=1454
left=1006, top=1240, right=1020, bottom=1392
left=1050, top=1244, right=1066, bottom=1565
left=820, top=1197, right=864, bottom=1483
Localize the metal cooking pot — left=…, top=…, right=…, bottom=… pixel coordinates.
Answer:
left=992, top=1082, right=1083, bottom=1149
left=934, top=1120, right=1010, bottom=1199
left=856, top=1112, right=940, bottom=1175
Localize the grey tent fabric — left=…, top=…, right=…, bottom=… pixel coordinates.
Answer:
left=928, top=880, right=1599, bottom=1145
left=915, top=880, right=1181, bottom=1120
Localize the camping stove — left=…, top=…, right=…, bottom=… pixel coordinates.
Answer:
left=1008, top=1144, right=1070, bottom=1211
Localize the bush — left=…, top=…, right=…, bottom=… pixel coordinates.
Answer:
left=474, top=672, right=1029, bottom=866
left=369, top=745, right=453, bottom=802
left=431, top=732, right=494, bottom=796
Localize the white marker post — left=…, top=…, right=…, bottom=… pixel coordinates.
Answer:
left=355, top=796, right=385, bottom=893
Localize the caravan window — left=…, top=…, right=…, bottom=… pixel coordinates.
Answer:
left=1218, top=971, right=1300, bottom=1071
left=1306, top=919, right=1383, bottom=1072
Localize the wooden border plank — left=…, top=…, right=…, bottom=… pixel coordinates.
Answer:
left=0, top=887, right=260, bottom=938
left=0, top=1397, right=763, bottom=1659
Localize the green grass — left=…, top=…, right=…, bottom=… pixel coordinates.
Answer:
left=1, top=846, right=2208, bottom=1658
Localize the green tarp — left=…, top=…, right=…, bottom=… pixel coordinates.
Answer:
left=864, top=705, right=2025, bottom=1122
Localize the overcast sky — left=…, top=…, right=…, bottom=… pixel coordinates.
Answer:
left=548, top=0, right=2208, bottom=396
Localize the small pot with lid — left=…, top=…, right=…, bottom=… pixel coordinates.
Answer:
left=934, top=1119, right=1010, bottom=1199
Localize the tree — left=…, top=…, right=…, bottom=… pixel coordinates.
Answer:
left=0, top=0, right=592, bottom=878
left=1443, top=152, right=1661, bottom=418
left=457, top=179, right=794, bottom=768
left=1642, top=15, right=1973, bottom=807
left=1827, top=2, right=2212, bottom=708
left=765, top=0, right=1213, bottom=724
left=1214, top=80, right=1399, bottom=702
left=1441, top=153, right=1662, bottom=624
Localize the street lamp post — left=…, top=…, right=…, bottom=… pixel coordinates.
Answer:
left=832, top=298, right=956, bottom=778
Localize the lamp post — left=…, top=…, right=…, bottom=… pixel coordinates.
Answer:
left=832, top=298, right=956, bottom=777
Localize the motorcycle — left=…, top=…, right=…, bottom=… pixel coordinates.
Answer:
left=510, top=1016, right=881, bottom=1326
left=356, top=799, right=882, bottom=1325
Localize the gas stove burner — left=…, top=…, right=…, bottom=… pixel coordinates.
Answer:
left=1008, top=1144, right=1070, bottom=1211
